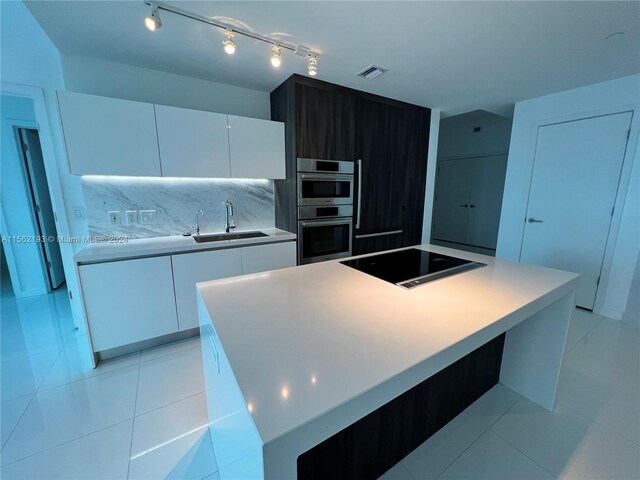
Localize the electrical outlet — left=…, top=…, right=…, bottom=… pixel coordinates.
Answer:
left=108, top=211, right=121, bottom=226
left=140, top=210, right=157, bottom=224
left=126, top=210, right=138, bottom=225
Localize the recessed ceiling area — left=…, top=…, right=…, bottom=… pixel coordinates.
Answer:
left=25, top=1, right=640, bottom=117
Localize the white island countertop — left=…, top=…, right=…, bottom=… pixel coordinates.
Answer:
left=197, top=244, right=579, bottom=478
left=74, top=228, right=296, bottom=264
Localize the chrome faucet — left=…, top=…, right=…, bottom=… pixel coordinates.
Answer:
left=193, top=209, right=204, bottom=235
left=224, top=200, right=236, bottom=233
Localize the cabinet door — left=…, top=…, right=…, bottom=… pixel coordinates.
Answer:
left=431, top=159, right=473, bottom=244
left=295, top=83, right=355, bottom=160
left=155, top=105, right=230, bottom=178
left=227, top=115, right=285, bottom=179
left=79, top=256, right=178, bottom=351
left=172, top=249, right=243, bottom=331
left=58, top=91, right=161, bottom=176
left=466, top=155, right=508, bottom=249
left=241, top=242, right=296, bottom=274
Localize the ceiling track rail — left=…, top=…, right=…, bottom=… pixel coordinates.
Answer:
left=144, top=1, right=318, bottom=57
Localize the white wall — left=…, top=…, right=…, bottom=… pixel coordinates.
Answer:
left=497, top=74, right=640, bottom=320
left=1, top=1, right=86, bottom=312
left=438, top=110, right=512, bottom=159
left=0, top=95, right=49, bottom=296
left=61, top=54, right=271, bottom=120
left=421, top=109, right=441, bottom=244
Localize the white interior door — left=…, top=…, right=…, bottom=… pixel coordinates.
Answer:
left=19, top=128, right=65, bottom=289
left=466, top=155, right=508, bottom=249
left=520, top=112, right=632, bottom=309
left=432, top=159, right=472, bottom=243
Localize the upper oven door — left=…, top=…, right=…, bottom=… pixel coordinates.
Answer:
left=297, top=173, right=354, bottom=206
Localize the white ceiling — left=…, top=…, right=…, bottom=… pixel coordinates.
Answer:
left=25, top=1, right=640, bottom=117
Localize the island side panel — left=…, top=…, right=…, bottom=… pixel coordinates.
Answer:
left=197, top=292, right=265, bottom=479
left=296, top=333, right=506, bottom=480
left=500, top=290, right=575, bottom=410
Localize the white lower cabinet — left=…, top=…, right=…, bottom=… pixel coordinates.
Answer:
left=241, top=242, right=296, bottom=274
left=79, top=256, right=178, bottom=351
left=172, top=249, right=243, bottom=331
left=81, top=241, right=296, bottom=352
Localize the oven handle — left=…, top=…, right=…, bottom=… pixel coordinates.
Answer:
left=300, top=219, right=353, bottom=228
left=356, top=159, right=362, bottom=230
left=298, top=173, right=354, bottom=181
left=355, top=230, right=403, bottom=239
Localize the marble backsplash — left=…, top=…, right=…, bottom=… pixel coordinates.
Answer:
left=82, top=176, right=275, bottom=239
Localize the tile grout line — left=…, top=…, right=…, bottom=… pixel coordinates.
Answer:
left=134, top=388, right=206, bottom=419
left=431, top=422, right=493, bottom=480
left=565, top=314, right=604, bottom=355
left=429, top=396, right=523, bottom=480
left=35, top=354, right=140, bottom=393
left=0, top=418, right=134, bottom=468
left=0, top=393, right=36, bottom=451
left=488, top=400, right=560, bottom=480
left=127, top=362, right=142, bottom=480
left=553, top=398, right=640, bottom=448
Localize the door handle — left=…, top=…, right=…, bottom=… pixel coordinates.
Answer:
left=356, top=159, right=362, bottom=230
left=527, top=218, right=544, bottom=223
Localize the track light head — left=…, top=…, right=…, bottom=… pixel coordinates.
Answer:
left=308, top=54, right=318, bottom=76
left=144, top=5, right=162, bottom=31
left=270, top=45, right=282, bottom=68
left=223, top=30, right=236, bottom=55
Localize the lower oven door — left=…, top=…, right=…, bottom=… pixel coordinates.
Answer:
left=298, top=218, right=353, bottom=264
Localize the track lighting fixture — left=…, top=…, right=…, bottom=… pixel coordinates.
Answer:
left=144, top=5, right=162, bottom=31
left=223, top=30, right=236, bottom=55
left=308, top=54, right=318, bottom=76
left=270, top=45, right=282, bottom=68
left=144, top=2, right=319, bottom=74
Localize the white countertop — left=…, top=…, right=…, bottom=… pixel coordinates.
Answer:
left=74, top=228, right=296, bottom=264
left=197, top=244, right=579, bottom=446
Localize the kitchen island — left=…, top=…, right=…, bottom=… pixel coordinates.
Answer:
left=196, top=245, right=579, bottom=479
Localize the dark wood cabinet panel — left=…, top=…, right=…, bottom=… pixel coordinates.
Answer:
left=297, top=333, right=505, bottom=480
left=271, top=75, right=431, bottom=261
left=353, top=98, right=431, bottom=254
left=295, top=83, right=355, bottom=160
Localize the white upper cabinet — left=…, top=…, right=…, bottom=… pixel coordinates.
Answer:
left=58, top=91, right=162, bottom=176
left=228, top=115, right=286, bottom=179
left=155, top=105, right=231, bottom=178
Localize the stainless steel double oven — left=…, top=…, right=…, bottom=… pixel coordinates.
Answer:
left=297, top=158, right=354, bottom=264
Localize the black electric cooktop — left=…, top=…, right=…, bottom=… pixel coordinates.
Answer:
left=341, top=248, right=486, bottom=289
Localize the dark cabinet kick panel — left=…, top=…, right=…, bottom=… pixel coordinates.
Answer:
left=297, top=333, right=506, bottom=480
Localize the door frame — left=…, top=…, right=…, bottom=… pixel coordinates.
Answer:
left=518, top=105, right=639, bottom=314
left=5, top=119, right=54, bottom=295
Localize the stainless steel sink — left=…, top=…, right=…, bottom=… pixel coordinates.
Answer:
left=193, top=231, right=268, bottom=243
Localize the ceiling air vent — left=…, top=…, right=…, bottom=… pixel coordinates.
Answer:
left=356, top=65, right=388, bottom=80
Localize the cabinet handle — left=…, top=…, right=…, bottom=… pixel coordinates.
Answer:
left=356, top=159, right=363, bottom=230
left=459, top=204, right=469, bottom=208
left=469, top=204, right=476, bottom=208
left=527, top=218, right=544, bottom=223
left=355, top=230, right=403, bottom=239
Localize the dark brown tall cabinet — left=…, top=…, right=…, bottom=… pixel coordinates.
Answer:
left=271, top=74, right=431, bottom=260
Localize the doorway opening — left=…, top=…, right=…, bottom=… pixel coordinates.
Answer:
left=15, top=127, right=65, bottom=290
left=1, top=94, right=65, bottom=298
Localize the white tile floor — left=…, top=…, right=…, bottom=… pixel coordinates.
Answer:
left=1, top=284, right=638, bottom=479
